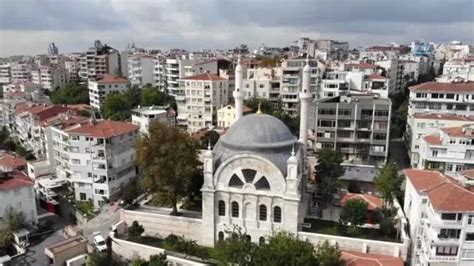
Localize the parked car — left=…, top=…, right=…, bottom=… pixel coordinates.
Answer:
left=93, top=232, right=107, bottom=252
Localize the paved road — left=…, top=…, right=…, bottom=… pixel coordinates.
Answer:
left=78, top=204, right=121, bottom=244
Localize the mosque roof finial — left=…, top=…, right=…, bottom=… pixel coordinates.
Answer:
left=207, top=138, right=212, bottom=150
left=256, top=102, right=263, bottom=114
left=291, top=143, right=295, bottom=156
left=305, top=54, right=310, bottom=64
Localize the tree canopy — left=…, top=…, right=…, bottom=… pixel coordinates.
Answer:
left=314, top=149, right=344, bottom=208
left=315, top=240, right=344, bottom=266
left=136, top=122, right=201, bottom=215
left=200, top=130, right=220, bottom=149
left=50, top=82, right=89, bottom=105
left=340, top=199, right=369, bottom=228
left=101, top=92, right=132, bottom=121
left=374, top=162, right=403, bottom=205
left=0, top=208, right=26, bottom=255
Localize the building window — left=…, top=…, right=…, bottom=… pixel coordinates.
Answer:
left=242, top=169, right=257, bottom=183
left=436, top=246, right=458, bottom=256
left=218, top=231, right=224, bottom=242
left=468, top=215, right=474, bottom=225
left=439, top=229, right=461, bottom=239
left=229, top=174, right=244, bottom=188
left=259, top=205, right=267, bottom=221
left=466, top=233, right=474, bottom=241
left=80, top=193, right=86, bottom=201
left=273, top=206, right=282, bottom=223
left=255, top=177, right=270, bottom=190
left=259, top=237, right=265, bottom=245
left=232, top=202, right=239, bottom=218
left=218, top=200, right=226, bottom=216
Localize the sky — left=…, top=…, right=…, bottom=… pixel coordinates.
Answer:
left=0, top=0, right=473, bottom=57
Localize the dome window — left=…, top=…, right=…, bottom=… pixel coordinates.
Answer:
left=229, top=174, right=244, bottom=188
left=255, top=176, right=271, bottom=190
left=242, top=169, right=257, bottom=183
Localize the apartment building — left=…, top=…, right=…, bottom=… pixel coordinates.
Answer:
left=64, top=56, right=81, bottom=83
left=280, top=57, right=323, bottom=114
left=406, top=81, right=474, bottom=166
left=439, top=56, right=474, bottom=82
left=51, top=119, right=139, bottom=206
left=153, top=56, right=166, bottom=91
left=0, top=63, right=11, bottom=84
left=176, top=72, right=229, bottom=132
left=131, top=105, right=176, bottom=135
left=79, top=40, right=120, bottom=81
left=88, top=74, right=129, bottom=110
left=243, top=67, right=281, bottom=106
left=31, top=65, right=68, bottom=91
left=404, top=169, right=474, bottom=266
left=0, top=171, right=37, bottom=225
left=216, top=104, right=253, bottom=128
left=128, top=54, right=155, bottom=87
left=419, top=124, right=474, bottom=173
left=11, top=63, right=31, bottom=83
left=309, top=94, right=391, bottom=167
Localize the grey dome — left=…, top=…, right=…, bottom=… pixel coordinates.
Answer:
left=213, top=114, right=299, bottom=176
left=220, top=114, right=297, bottom=149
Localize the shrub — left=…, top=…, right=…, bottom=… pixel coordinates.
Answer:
left=128, top=221, right=145, bottom=237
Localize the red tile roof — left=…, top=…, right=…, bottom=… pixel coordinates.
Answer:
left=423, top=134, right=442, bottom=145
left=0, top=171, right=33, bottom=191
left=0, top=154, right=27, bottom=169
left=404, top=169, right=474, bottom=212
left=66, top=120, right=138, bottom=138
left=96, top=74, right=129, bottom=84
left=441, top=126, right=473, bottom=137
left=342, top=250, right=403, bottom=266
left=34, top=105, right=73, bottom=122
left=413, top=113, right=474, bottom=121
left=40, top=114, right=89, bottom=127
left=409, top=81, right=474, bottom=92
left=341, top=193, right=383, bottom=211
left=181, top=72, right=226, bottom=81
left=463, top=169, right=474, bottom=180
left=368, top=74, right=387, bottom=80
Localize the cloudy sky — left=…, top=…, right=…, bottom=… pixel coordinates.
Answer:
left=0, top=0, right=473, bottom=57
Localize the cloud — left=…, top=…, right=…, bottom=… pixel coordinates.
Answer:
left=0, top=0, right=473, bottom=56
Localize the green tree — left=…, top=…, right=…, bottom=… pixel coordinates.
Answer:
left=101, top=92, right=132, bottom=121
left=244, top=98, right=274, bottom=114
left=128, top=221, right=145, bottom=237
left=136, top=122, right=201, bottom=215
left=340, top=199, right=369, bottom=231
left=51, top=82, right=89, bottom=105
left=253, top=231, right=318, bottom=266
left=0, top=208, right=26, bottom=255
left=374, top=206, right=398, bottom=237
left=87, top=252, right=126, bottom=266
left=131, top=254, right=167, bottom=266
left=200, top=130, right=220, bottom=149
left=314, top=149, right=344, bottom=208
left=315, top=240, right=344, bottom=266
left=0, top=126, right=10, bottom=144
left=125, top=85, right=142, bottom=109
left=213, top=226, right=256, bottom=266
left=374, top=162, right=403, bottom=205
left=122, top=179, right=143, bottom=205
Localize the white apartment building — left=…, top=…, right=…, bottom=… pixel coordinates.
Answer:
left=280, top=57, right=323, bottom=114
left=374, top=59, right=404, bottom=93
left=88, top=74, right=129, bottom=110
left=131, top=105, right=176, bottom=135
left=0, top=63, right=11, bottom=84
left=153, top=56, right=166, bottom=90
left=64, top=56, right=81, bottom=83
left=400, top=60, right=420, bottom=81
left=0, top=171, right=38, bottom=225
left=439, top=56, right=474, bottom=82
left=404, top=169, right=474, bottom=266
left=11, top=63, right=31, bottom=83
left=128, top=54, right=155, bottom=87
left=243, top=67, right=281, bottom=105
left=176, top=72, right=229, bottom=132
left=419, top=124, right=474, bottom=174
left=31, top=66, right=68, bottom=91
left=217, top=104, right=253, bottom=128
left=79, top=40, right=120, bottom=81
left=51, top=119, right=139, bottom=207
left=320, top=69, right=390, bottom=98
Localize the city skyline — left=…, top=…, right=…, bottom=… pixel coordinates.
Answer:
left=1, top=0, right=473, bottom=57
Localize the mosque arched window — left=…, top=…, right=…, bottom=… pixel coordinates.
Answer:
left=228, top=170, right=271, bottom=190
left=218, top=200, right=226, bottom=216
left=242, top=169, right=257, bottom=183
left=273, top=206, right=282, bottom=223
left=229, top=174, right=244, bottom=188
left=218, top=231, right=224, bottom=241
left=255, top=176, right=270, bottom=190
left=232, top=201, right=239, bottom=218
left=259, top=205, right=267, bottom=221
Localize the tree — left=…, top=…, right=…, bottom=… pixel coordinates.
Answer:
left=200, top=130, right=220, bottom=149
left=374, top=206, right=398, bottom=237
left=136, top=122, right=201, bottom=215
left=314, top=149, right=344, bottom=208
left=253, top=231, right=318, bottom=266
left=244, top=98, right=274, bottom=114
left=0, top=208, right=26, bottom=255
left=125, top=85, right=142, bottom=109
left=87, top=252, right=126, bottom=266
left=122, top=179, right=143, bottom=205
left=132, top=254, right=167, bottom=266
left=101, top=92, right=132, bottom=121
left=128, top=221, right=145, bottom=237
left=315, top=240, right=344, bottom=266
left=340, top=199, right=369, bottom=230
left=213, top=226, right=256, bottom=265
left=374, top=162, right=403, bottom=205
left=50, top=82, right=89, bottom=105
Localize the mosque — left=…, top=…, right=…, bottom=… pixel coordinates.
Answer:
left=199, top=57, right=312, bottom=246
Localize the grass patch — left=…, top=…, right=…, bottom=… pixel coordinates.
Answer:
left=75, top=201, right=99, bottom=219
left=303, top=218, right=399, bottom=243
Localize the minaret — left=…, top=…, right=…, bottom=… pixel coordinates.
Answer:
left=233, top=56, right=244, bottom=121
left=299, top=55, right=311, bottom=146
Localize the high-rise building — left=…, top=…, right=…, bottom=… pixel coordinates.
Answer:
left=79, top=40, right=121, bottom=81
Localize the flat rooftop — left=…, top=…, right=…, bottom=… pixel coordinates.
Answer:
left=45, top=236, right=87, bottom=256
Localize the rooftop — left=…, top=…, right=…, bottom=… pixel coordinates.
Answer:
left=368, top=73, right=387, bottom=80
left=66, top=120, right=139, bottom=138
left=404, top=169, right=474, bottom=212
left=409, top=81, right=474, bottom=92
left=45, top=236, right=87, bottom=256
left=441, top=125, right=474, bottom=137
left=423, top=134, right=442, bottom=145
left=0, top=171, right=33, bottom=191
left=345, top=63, right=378, bottom=69
left=0, top=153, right=27, bottom=169
left=341, top=193, right=383, bottom=211
left=413, top=113, right=474, bottom=121
left=132, top=105, right=169, bottom=115
left=95, top=74, right=129, bottom=84
left=181, top=72, right=226, bottom=81
left=341, top=250, right=403, bottom=266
